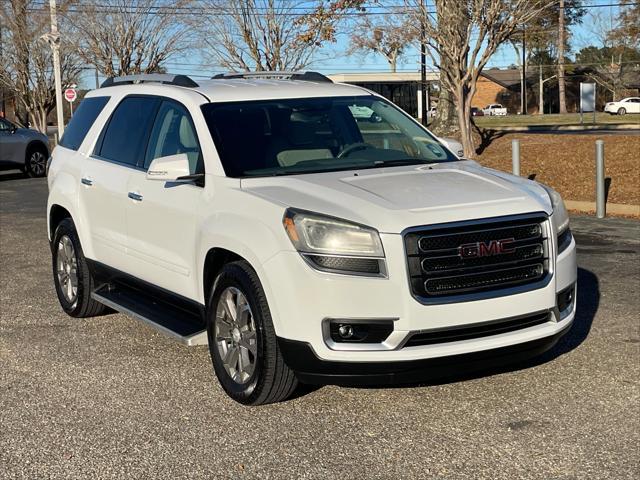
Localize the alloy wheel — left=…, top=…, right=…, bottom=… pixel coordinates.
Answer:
left=56, top=235, right=78, bottom=304
left=29, top=151, right=46, bottom=176
left=214, top=287, right=258, bottom=384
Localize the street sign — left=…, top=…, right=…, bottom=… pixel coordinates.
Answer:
left=64, top=88, right=77, bottom=103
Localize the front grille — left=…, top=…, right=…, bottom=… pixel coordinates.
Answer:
left=405, top=214, right=549, bottom=300
left=403, top=311, right=551, bottom=348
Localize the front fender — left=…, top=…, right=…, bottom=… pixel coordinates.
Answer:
left=197, top=204, right=292, bottom=334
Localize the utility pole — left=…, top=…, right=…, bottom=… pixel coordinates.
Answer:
left=420, top=17, right=427, bottom=126
left=521, top=26, right=527, bottom=115
left=95, top=67, right=99, bottom=89
left=0, top=19, right=4, bottom=117
left=42, top=0, right=65, bottom=136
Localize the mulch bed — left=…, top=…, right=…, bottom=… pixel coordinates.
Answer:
left=473, top=132, right=640, bottom=205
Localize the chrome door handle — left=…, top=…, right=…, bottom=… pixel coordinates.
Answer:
left=81, top=177, right=93, bottom=186
left=128, top=192, right=143, bottom=202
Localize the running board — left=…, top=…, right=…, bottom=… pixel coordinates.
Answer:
left=92, top=285, right=208, bottom=346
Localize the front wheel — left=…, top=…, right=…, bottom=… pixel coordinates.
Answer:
left=617, top=107, right=626, bottom=115
left=207, top=261, right=298, bottom=405
left=25, top=145, right=48, bottom=177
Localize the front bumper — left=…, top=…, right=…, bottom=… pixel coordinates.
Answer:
left=260, top=227, right=577, bottom=370
left=277, top=323, right=571, bottom=385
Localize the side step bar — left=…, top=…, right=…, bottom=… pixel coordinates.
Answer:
left=92, top=285, right=208, bottom=346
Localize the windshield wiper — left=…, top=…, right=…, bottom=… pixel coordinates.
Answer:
left=371, top=158, right=434, bottom=167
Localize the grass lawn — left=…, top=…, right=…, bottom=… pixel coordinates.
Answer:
left=473, top=132, right=640, bottom=205
left=474, top=112, right=640, bottom=128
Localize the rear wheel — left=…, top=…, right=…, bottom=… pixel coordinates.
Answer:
left=52, top=218, right=106, bottom=317
left=25, top=144, right=48, bottom=177
left=207, top=261, right=298, bottom=405
left=617, top=107, right=626, bottom=115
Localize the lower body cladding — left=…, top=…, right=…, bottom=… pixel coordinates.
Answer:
left=262, top=231, right=577, bottom=386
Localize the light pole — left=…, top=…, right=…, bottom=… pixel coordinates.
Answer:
left=538, top=65, right=556, bottom=115
left=41, top=0, right=64, bottom=137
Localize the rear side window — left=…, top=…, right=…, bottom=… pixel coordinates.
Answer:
left=96, top=96, right=159, bottom=166
left=59, top=96, right=109, bottom=150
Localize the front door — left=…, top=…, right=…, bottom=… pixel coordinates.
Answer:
left=124, top=99, right=204, bottom=300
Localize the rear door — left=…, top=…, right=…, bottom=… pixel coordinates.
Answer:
left=80, top=95, right=160, bottom=272
left=124, top=99, right=204, bottom=299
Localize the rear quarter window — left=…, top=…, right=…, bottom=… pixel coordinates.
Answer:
left=58, top=96, right=110, bottom=150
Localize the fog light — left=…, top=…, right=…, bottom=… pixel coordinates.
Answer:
left=557, top=284, right=575, bottom=319
left=338, top=324, right=354, bottom=339
left=328, top=320, right=393, bottom=343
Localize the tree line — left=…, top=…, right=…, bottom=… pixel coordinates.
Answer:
left=1, top=0, right=638, bottom=157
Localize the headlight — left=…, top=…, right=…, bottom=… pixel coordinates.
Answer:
left=283, top=208, right=386, bottom=276
left=542, top=185, right=572, bottom=253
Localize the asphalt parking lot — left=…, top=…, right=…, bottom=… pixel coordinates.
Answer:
left=1, top=175, right=639, bottom=479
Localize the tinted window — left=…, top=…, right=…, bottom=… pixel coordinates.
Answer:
left=0, top=118, right=12, bottom=131
left=59, top=96, right=109, bottom=150
left=144, top=100, right=202, bottom=174
left=201, top=96, right=457, bottom=177
left=97, top=96, right=159, bottom=166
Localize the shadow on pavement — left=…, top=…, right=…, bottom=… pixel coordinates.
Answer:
left=293, top=267, right=599, bottom=397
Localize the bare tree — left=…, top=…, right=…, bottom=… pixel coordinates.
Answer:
left=0, top=0, right=82, bottom=132
left=349, top=12, right=416, bottom=73
left=407, top=0, right=554, bottom=158
left=67, top=0, right=190, bottom=77
left=576, top=10, right=640, bottom=102
left=196, top=0, right=340, bottom=72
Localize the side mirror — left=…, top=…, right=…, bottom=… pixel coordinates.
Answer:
left=438, top=137, right=464, bottom=157
left=146, top=153, right=190, bottom=182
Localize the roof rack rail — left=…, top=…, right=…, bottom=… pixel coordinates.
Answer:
left=100, top=73, right=199, bottom=89
left=212, top=71, right=333, bottom=83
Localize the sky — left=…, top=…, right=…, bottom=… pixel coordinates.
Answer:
left=76, top=0, right=629, bottom=88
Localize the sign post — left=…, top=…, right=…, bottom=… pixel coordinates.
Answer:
left=64, top=87, right=77, bottom=116
left=580, top=82, right=596, bottom=124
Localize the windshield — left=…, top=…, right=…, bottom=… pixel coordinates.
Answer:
left=201, top=96, right=459, bottom=177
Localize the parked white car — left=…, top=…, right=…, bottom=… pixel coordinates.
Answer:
left=483, top=103, right=508, bottom=116
left=603, top=97, right=640, bottom=115
left=47, top=72, right=576, bottom=405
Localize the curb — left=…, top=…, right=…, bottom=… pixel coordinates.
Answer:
left=486, top=124, right=639, bottom=132
left=565, top=200, right=640, bottom=216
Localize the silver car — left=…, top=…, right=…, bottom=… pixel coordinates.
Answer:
left=0, top=117, right=50, bottom=177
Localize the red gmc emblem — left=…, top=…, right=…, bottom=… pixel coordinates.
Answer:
left=458, top=238, right=516, bottom=258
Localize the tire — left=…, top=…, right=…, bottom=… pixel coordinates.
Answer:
left=52, top=218, right=106, bottom=318
left=617, top=107, right=626, bottom=115
left=25, top=144, right=48, bottom=177
left=207, top=260, right=298, bottom=405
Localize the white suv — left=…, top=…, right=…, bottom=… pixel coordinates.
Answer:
left=47, top=72, right=577, bottom=405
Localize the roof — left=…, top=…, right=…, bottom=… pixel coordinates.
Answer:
left=94, top=73, right=374, bottom=102
left=192, top=78, right=371, bottom=102
left=479, top=68, right=535, bottom=88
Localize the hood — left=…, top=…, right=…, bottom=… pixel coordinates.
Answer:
left=241, top=161, right=552, bottom=233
